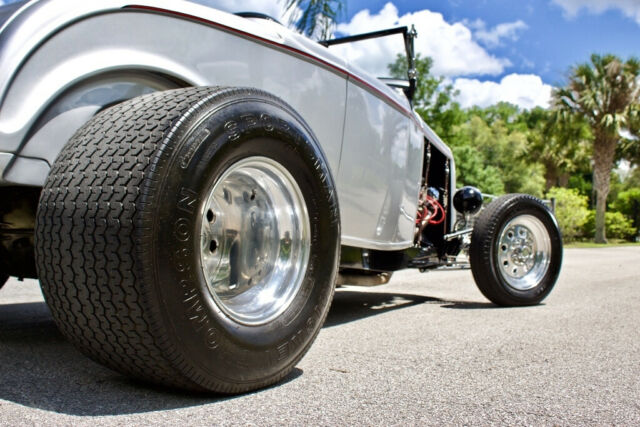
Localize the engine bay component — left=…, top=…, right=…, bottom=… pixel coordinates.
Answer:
left=414, top=140, right=450, bottom=248
left=415, top=186, right=446, bottom=235
left=453, top=186, right=483, bottom=215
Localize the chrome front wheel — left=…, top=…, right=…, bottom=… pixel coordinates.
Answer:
left=470, top=194, right=563, bottom=306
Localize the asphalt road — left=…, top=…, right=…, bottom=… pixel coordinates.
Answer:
left=0, top=247, right=639, bottom=425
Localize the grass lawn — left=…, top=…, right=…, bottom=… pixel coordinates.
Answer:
left=564, top=240, right=640, bottom=248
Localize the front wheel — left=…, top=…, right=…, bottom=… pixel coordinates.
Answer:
left=469, top=194, right=562, bottom=306
left=36, top=86, right=340, bottom=393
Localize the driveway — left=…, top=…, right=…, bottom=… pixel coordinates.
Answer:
left=0, top=247, right=638, bottom=424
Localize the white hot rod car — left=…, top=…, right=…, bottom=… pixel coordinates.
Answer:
left=0, top=0, right=562, bottom=393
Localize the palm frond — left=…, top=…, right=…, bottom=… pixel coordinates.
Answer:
left=282, top=0, right=345, bottom=39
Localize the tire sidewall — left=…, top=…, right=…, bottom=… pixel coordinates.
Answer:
left=148, top=95, right=339, bottom=385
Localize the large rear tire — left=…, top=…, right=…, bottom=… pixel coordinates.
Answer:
left=469, top=194, right=562, bottom=306
left=35, top=87, right=340, bottom=393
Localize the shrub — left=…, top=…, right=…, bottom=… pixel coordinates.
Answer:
left=611, top=188, right=640, bottom=229
left=546, top=187, right=589, bottom=241
left=582, top=210, right=637, bottom=241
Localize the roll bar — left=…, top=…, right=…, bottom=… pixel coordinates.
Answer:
left=319, top=25, right=418, bottom=102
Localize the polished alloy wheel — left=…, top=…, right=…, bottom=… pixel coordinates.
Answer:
left=496, top=214, right=551, bottom=291
left=200, top=156, right=310, bottom=325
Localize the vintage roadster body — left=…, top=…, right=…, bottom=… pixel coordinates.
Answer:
left=0, top=0, right=562, bottom=393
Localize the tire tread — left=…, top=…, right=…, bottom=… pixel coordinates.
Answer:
left=36, top=87, right=239, bottom=389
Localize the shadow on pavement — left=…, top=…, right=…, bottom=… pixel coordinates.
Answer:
left=0, top=288, right=490, bottom=416
left=440, top=301, right=544, bottom=309
left=0, top=301, right=300, bottom=416
left=325, top=289, right=443, bottom=327
left=440, top=301, right=499, bottom=309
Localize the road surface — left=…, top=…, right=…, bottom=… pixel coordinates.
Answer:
left=0, top=247, right=638, bottom=425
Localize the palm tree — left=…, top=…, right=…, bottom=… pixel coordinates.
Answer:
left=282, top=0, right=345, bottom=39
left=553, top=54, right=640, bottom=243
left=526, top=108, right=592, bottom=190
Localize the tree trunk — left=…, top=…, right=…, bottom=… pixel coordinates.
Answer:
left=592, top=131, right=617, bottom=243
left=558, top=173, right=570, bottom=188
left=543, top=160, right=558, bottom=190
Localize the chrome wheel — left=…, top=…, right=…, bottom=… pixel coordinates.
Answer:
left=200, top=156, right=310, bottom=325
left=496, top=214, right=551, bottom=291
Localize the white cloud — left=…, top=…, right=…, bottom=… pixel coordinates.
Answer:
left=332, top=2, right=511, bottom=77
left=471, top=19, right=528, bottom=47
left=453, top=74, right=552, bottom=109
left=552, top=0, right=640, bottom=25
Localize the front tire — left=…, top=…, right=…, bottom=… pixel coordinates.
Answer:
left=35, top=87, right=340, bottom=392
left=469, top=194, right=562, bottom=306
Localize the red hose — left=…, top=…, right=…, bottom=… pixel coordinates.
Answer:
left=426, top=196, right=445, bottom=225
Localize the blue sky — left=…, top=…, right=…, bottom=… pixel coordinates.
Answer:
left=343, top=0, right=640, bottom=86
left=2, top=0, right=638, bottom=109
left=328, top=0, right=640, bottom=109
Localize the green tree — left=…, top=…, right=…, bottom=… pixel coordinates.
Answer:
left=452, top=113, right=545, bottom=196
left=619, top=136, right=640, bottom=167
left=623, top=166, right=640, bottom=189
left=466, top=102, right=527, bottom=131
left=452, top=145, right=504, bottom=194
left=525, top=108, right=592, bottom=190
left=553, top=54, right=640, bottom=242
left=388, top=54, right=465, bottom=140
left=282, top=0, right=344, bottom=39
left=611, top=188, right=640, bottom=230
left=583, top=210, right=637, bottom=240
left=547, top=187, right=590, bottom=241
left=619, top=98, right=640, bottom=166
